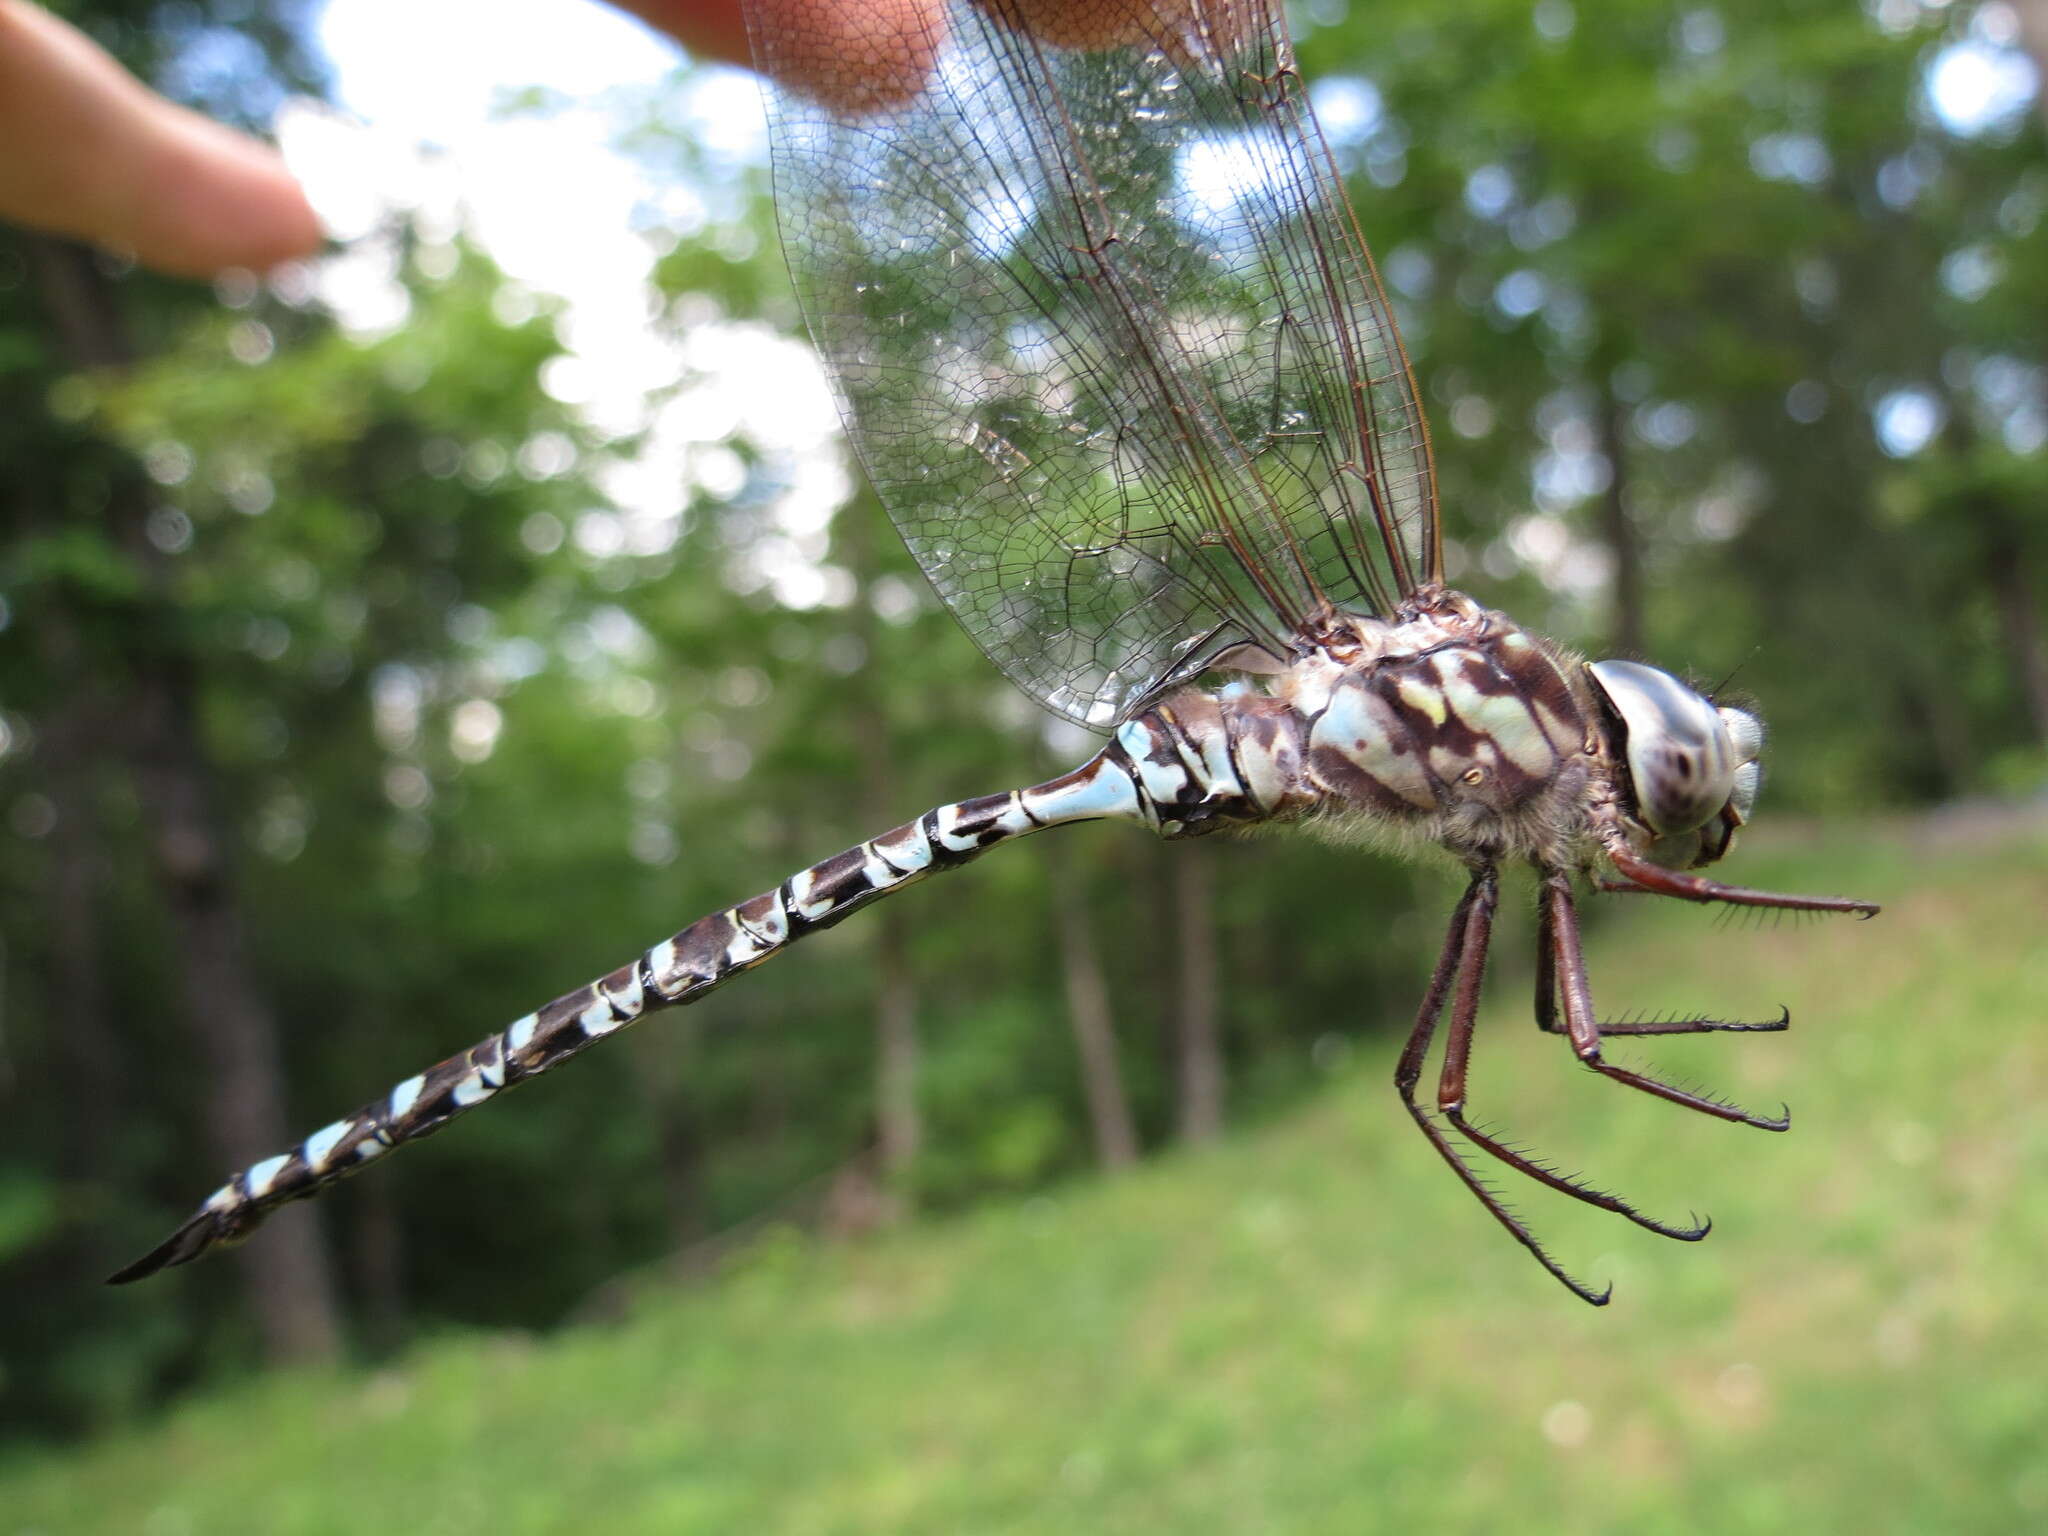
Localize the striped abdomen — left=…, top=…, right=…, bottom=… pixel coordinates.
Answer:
left=108, top=701, right=1280, bottom=1282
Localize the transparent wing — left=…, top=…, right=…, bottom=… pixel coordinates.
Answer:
left=748, top=0, right=1439, bottom=727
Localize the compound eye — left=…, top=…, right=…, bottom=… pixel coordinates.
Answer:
left=1636, top=733, right=1732, bottom=835
left=1719, top=706, right=1764, bottom=767
left=1586, top=660, right=1740, bottom=837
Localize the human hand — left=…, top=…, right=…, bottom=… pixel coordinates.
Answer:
left=0, top=0, right=764, bottom=279
left=4, top=1, right=1153, bottom=277
left=0, top=0, right=325, bottom=277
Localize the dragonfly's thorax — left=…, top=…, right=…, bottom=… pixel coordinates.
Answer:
left=1295, top=593, right=1598, bottom=859
left=1116, top=589, right=1605, bottom=863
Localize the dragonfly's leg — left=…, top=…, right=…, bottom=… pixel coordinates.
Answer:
left=1604, top=847, right=1879, bottom=917
left=1534, top=878, right=1562, bottom=1034
left=1589, top=1007, right=1790, bottom=1038
left=1437, top=879, right=1709, bottom=1242
left=1394, top=866, right=1612, bottom=1307
left=1544, top=873, right=1790, bottom=1132
left=1547, top=869, right=1789, bottom=1036
left=1391, top=871, right=1482, bottom=1094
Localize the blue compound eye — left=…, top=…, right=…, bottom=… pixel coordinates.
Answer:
left=1585, top=659, right=1740, bottom=839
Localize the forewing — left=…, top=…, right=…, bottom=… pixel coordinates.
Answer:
left=748, top=0, right=1439, bottom=727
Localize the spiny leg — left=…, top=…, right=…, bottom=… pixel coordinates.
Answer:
left=1394, top=867, right=1611, bottom=1307
left=1438, top=876, right=1708, bottom=1243
left=1543, top=873, right=1790, bottom=1132
left=1537, top=888, right=1789, bottom=1037
left=1392, top=872, right=1482, bottom=1096
left=1604, top=847, right=1880, bottom=918
left=1594, top=851, right=1869, bottom=1027
left=1585, top=1007, right=1790, bottom=1038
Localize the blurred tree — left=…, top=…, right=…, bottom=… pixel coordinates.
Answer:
left=2, top=0, right=346, bottom=1393
left=1294, top=0, right=2047, bottom=805
left=2019, top=0, right=2048, bottom=132
left=1172, top=843, right=1224, bottom=1144
left=28, top=233, right=343, bottom=1365
left=1048, top=842, right=1138, bottom=1170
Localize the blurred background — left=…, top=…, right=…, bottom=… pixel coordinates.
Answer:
left=1, top=0, right=2044, bottom=1529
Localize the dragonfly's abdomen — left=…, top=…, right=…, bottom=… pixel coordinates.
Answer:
left=108, top=741, right=1204, bottom=1282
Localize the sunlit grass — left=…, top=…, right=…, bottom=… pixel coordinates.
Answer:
left=6, top=816, right=2044, bottom=1534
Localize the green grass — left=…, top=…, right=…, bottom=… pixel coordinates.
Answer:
left=8, top=819, right=2046, bottom=1534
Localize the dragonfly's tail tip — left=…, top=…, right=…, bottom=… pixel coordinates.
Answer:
left=104, top=1208, right=238, bottom=1285
left=105, top=1241, right=183, bottom=1287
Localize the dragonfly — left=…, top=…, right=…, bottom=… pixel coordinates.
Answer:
left=111, top=0, right=1877, bottom=1304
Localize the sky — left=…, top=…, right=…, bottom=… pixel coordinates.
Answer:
left=289, top=0, right=2039, bottom=387
left=280, top=0, right=846, bottom=608
left=288, top=0, right=2040, bottom=319
left=282, top=0, right=2039, bottom=599
left=296, top=0, right=702, bottom=343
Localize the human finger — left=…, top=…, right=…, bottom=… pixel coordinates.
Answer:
left=612, top=0, right=947, bottom=113
left=0, top=0, right=321, bottom=278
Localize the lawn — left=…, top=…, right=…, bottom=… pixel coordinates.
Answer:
left=6, top=815, right=2045, bottom=1534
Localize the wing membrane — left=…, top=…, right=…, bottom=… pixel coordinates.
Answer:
left=749, top=0, right=1438, bottom=726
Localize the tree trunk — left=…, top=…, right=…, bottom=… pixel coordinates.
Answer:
left=1172, top=842, right=1224, bottom=1144
left=127, top=656, right=345, bottom=1361
left=1899, top=668, right=1974, bottom=798
left=29, top=237, right=343, bottom=1363
left=872, top=910, right=922, bottom=1178
left=1594, top=378, right=1646, bottom=658
left=2018, top=0, right=2048, bottom=135
left=34, top=666, right=126, bottom=1175
left=1985, top=516, right=2048, bottom=752
left=845, top=513, right=921, bottom=1197
left=1049, top=852, right=1138, bottom=1170
left=351, top=1169, right=406, bottom=1358
left=629, top=1021, right=708, bottom=1251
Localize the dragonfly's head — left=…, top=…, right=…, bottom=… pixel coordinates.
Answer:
left=1585, top=660, right=1762, bottom=869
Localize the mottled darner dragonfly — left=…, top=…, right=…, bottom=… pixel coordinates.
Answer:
left=112, top=0, right=1877, bottom=1303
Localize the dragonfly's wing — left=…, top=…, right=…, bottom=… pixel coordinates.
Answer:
left=749, top=0, right=1439, bottom=727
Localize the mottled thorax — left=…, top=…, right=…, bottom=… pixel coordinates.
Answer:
left=1139, top=588, right=1597, bottom=860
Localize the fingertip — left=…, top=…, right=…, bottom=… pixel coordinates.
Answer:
left=0, top=1, right=321, bottom=279
left=745, top=0, right=947, bottom=114
left=995, top=0, right=1257, bottom=54
left=608, top=0, right=750, bottom=65
left=127, top=111, right=326, bottom=278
